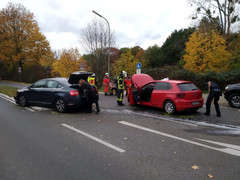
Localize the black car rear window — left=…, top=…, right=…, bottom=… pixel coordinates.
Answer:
left=177, top=83, right=199, bottom=91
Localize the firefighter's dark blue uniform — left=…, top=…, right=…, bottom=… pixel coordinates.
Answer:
left=117, top=72, right=125, bottom=106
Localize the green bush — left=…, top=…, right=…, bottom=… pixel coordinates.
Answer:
left=145, top=66, right=240, bottom=91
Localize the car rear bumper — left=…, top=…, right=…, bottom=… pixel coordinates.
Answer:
left=175, top=98, right=204, bottom=111
left=64, top=95, right=86, bottom=109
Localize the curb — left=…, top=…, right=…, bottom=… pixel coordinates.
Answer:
left=0, top=93, right=15, bottom=103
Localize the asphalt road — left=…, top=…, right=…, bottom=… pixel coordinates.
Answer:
left=0, top=87, right=240, bottom=179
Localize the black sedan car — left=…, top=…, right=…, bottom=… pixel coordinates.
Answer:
left=14, top=71, right=93, bottom=112
left=224, top=83, right=240, bottom=108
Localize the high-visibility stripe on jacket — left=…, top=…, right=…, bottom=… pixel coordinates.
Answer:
left=88, top=77, right=96, bottom=86
left=117, top=75, right=124, bottom=90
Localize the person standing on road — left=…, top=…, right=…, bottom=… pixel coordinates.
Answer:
left=124, top=73, right=131, bottom=96
left=78, top=79, right=100, bottom=114
left=103, top=73, right=110, bottom=96
left=204, top=81, right=222, bottom=117
left=117, top=71, right=126, bottom=106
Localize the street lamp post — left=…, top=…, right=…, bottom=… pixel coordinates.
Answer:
left=92, top=10, right=111, bottom=77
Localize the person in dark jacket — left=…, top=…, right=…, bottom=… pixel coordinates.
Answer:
left=78, top=79, right=100, bottom=114
left=117, top=71, right=126, bottom=106
left=204, top=81, right=222, bottom=117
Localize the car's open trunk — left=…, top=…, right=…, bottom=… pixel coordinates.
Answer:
left=68, top=71, right=93, bottom=84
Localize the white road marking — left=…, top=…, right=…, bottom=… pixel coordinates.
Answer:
left=118, top=121, right=240, bottom=157
left=61, top=124, right=125, bottom=153
left=0, top=93, right=15, bottom=104
left=0, top=93, right=35, bottom=112
left=122, top=109, right=240, bottom=130
left=196, top=138, right=240, bottom=151
left=25, top=107, right=35, bottom=112
left=123, top=109, right=198, bottom=127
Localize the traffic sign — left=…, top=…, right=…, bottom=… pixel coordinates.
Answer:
left=79, top=61, right=85, bottom=70
left=18, top=67, right=22, bottom=73
left=136, top=63, right=141, bottom=69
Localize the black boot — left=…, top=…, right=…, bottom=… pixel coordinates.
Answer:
left=118, top=102, right=125, bottom=106
left=204, top=113, right=210, bottom=116
left=96, top=109, right=100, bottom=114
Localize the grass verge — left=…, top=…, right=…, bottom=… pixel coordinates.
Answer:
left=0, top=86, right=18, bottom=97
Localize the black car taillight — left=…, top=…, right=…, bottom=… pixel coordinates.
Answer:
left=70, top=90, right=79, bottom=96
left=176, top=93, right=185, bottom=98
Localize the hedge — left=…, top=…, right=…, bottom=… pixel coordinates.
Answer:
left=145, top=66, right=240, bottom=91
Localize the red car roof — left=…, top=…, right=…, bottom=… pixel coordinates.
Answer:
left=132, top=74, right=193, bottom=88
left=155, top=80, right=191, bottom=84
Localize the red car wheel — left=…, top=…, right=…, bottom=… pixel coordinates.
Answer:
left=164, top=100, right=176, bottom=114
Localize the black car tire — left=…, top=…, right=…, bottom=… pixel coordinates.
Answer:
left=228, top=93, right=240, bottom=108
left=164, top=100, right=176, bottom=114
left=19, top=95, right=28, bottom=107
left=55, top=97, right=67, bottom=113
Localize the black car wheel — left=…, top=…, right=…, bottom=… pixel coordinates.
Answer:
left=19, top=95, right=27, bottom=107
left=55, top=97, right=67, bottom=113
left=164, top=100, right=176, bottom=114
left=228, top=93, right=240, bottom=108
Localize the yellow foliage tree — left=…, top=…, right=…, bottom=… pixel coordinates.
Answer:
left=52, top=48, right=88, bottom=77
left=112, top=49, right=146, bottom=77
left=0, top=3, right=53, bottom=72
left=184, top=30, right=231, bottom=73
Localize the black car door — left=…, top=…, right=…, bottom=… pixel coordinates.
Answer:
left=27, top=80, right=47, bottom=104
left=40, top=80, right=59, bottom=105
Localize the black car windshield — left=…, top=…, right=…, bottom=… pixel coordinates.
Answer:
left=177, top=83, right=199, bottom=91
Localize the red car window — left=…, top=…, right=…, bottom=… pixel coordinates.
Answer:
left=156, top=82, right=172, bottom=90
left=177, top=83, right=199, bottom=91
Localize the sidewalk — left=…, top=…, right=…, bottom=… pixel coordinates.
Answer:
left=202, top=93, right=228, bottom=106
left=198, top=94, right=240, bottom=127
left=0, top=80, right=30, bottom=89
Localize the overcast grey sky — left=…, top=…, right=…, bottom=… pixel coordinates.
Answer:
left=1, top=0, right=194, bottom=53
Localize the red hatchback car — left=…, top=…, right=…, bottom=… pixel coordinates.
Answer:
left=128, top=74, right=204, bottom=114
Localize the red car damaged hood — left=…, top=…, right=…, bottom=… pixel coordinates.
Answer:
left=132, top=74, right=154, bottom=88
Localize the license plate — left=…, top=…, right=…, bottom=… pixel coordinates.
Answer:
left=192, top=101, right=200, bottom=105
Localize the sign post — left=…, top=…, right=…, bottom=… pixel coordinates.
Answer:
left=18, top=67, right=22, bottom=81
left=136, top=62, right=141, bottom=74
left=79, top=61, right=85, bottom=71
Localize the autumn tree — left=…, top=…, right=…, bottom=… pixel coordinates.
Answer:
left=189, top=0, right=240, bottom=36
left=119, top=47, right=131, bottom=56
left=144, top=28, right=195, bottom=67
left=228, top=33, right=240, bottom=69
left=52, top=48, right=88, bottom=77
left=80, top=18, right=116, bottom=84
left=0, top=3, right=53, bottom=81
left=184, top=30, right=231, bottom=73
left=112, top=47, right=146, bottom=77
left=109, top=47, right=120, bottom=65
